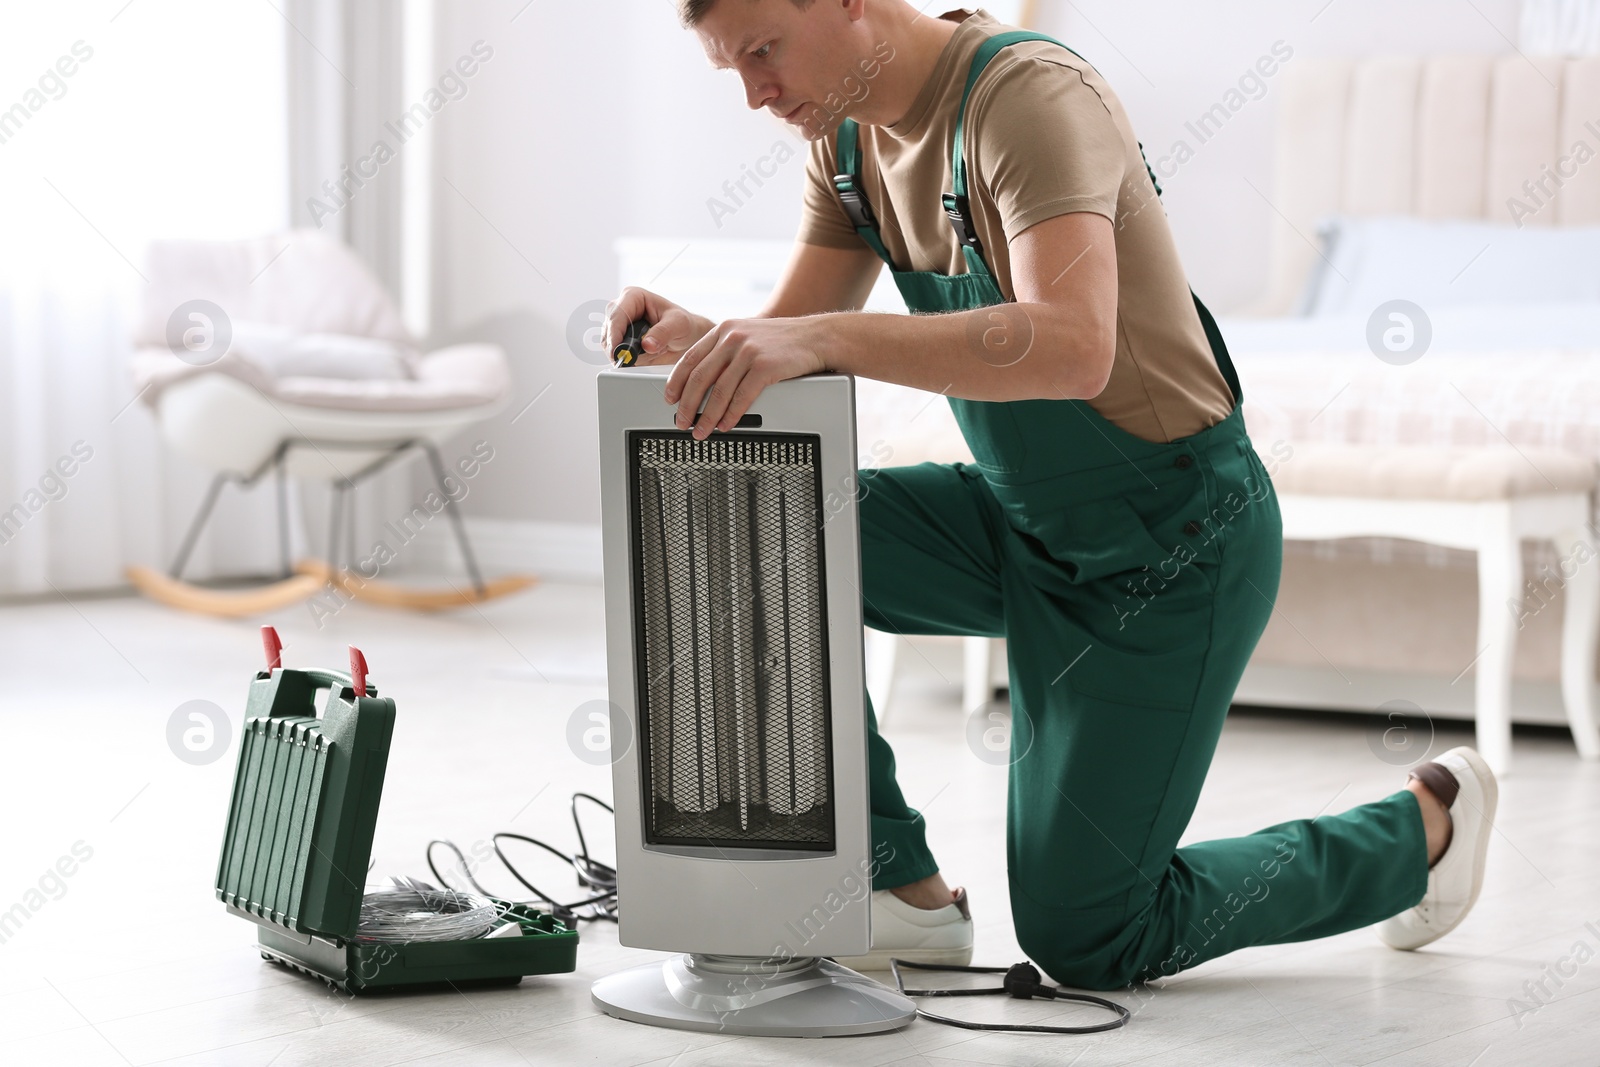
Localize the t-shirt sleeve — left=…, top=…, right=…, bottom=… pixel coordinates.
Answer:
left=967, top=55, right=1128, bottom=241
left=797, top=135, right=864, bottom=250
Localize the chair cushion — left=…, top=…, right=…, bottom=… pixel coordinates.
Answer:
left=134, top=231, right=411, bottom=347
left=275, top=342, right=510, bottom=411
left=228, top=322, right=415, bottom=381
left=133, top=342, right=510, bottom=413
left=1270, top=443, right=1597, bottom=500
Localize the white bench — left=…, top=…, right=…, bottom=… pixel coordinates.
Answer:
left=1274, top=444, right=1600, bottom=775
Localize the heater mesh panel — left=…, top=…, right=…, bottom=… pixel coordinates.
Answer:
left=630, top=432, right=835, bottom=851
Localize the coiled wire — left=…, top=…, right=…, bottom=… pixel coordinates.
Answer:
left=355, top=885, right=501, bottom=943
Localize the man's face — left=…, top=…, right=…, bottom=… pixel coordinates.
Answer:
left=697, top=0, right=860, bottom=140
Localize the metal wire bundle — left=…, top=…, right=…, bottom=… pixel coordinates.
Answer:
left=355, top=885, right=500, bottom=943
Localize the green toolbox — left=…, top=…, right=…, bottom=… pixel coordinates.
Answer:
left=215, top=627, right=578, bottom=993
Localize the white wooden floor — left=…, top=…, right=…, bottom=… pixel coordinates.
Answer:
left=0, top=580, right=1596, bottom=1066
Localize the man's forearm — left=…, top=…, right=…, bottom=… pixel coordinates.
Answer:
left=797, top=304, right=1111, bottom=403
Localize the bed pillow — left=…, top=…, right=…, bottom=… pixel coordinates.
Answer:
left=1300, top=215, right=1600, bottom=317
left=1220, top=300, right=1600, bottom=353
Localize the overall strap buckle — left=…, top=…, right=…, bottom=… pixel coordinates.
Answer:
left=833, top=173, right=878, bottom=230
left=942, top=192, right=982, bottom=252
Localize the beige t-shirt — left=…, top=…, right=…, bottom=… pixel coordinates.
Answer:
left=798, top=8, right=1234, bottom=443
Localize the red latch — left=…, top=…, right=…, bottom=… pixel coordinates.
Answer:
left=262, top=625, right=283, bottom=671
left=349, top=646, right=368, bottom=698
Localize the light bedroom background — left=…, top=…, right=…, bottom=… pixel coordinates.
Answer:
left=3, top=0, right=1598, bottom=598
left=0, top=2, right=294, bottom=597
left=0, top=0, right=442, bottom=599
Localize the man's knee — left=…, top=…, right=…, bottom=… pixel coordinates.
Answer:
left=1012, top=902, right=1147, bottom=992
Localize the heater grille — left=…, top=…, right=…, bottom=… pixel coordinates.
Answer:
left=630, top=431, right=835, bottom=851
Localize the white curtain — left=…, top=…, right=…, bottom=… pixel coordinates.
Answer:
left=0, top=2, right=291, bottom=596
left=0, top=1, right=426, bottom=597
left=286, top=0, right=408, bottom=302
left=1521, top=0, right=1600, bottom=54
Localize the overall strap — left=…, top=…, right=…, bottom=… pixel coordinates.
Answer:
left=833, top=119, right=896, bottom=268
left=834, top=29, right=1245, bottom=404
left=947, top=31, right=1069, bottom=278
left=948, top=29, right=1245, bottom=405
left=1191, top=289, right=1244, bottom=405
left=833, top=31, right=1098, bottom=277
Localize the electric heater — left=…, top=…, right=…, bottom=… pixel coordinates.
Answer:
left=591, top=365, right=915, bottom=1036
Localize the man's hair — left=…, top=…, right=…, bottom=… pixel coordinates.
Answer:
left=678, top=0, right=815, bottom=28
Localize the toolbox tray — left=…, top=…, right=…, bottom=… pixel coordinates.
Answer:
left=248, top=898, right=577, bottom=993
left=216, top=653, right=577, bottom=993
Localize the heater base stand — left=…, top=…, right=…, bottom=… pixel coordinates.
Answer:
left=591, top=954, right=916, bottom=1037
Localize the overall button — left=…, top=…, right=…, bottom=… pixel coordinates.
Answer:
left=1174, top=454, right=1193, bottom=470
left=1183, top=520, right=1203, bottom=536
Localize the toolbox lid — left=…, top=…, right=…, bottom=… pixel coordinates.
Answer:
left=216, top=636, right=395, bottom=943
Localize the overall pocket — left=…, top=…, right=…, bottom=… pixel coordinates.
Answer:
left=1005, top=484, right=1215, bottom=714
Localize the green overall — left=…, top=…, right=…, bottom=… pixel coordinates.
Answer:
left=841, top=30, right=1430, bottom=991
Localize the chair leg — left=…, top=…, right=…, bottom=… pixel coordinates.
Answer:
left=274, top=450, right=291, bottom=579
left=964, top=636, right=993, bottom=714
left=328, top=482, right=347, bottom=573
left=169, top=472, right=231, bottom=580
left=864, top=627, right=899, bottom=727
left=1475, top=503, right=1521, bottom=776
left=344, top=485, right=358, bottom=572
left=1557, top=522, right=1600, bottom=760
left=423, top=442, right=486, bottom=596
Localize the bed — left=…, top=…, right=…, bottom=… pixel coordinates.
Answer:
left=1224, top=53, right=1600, bottom=729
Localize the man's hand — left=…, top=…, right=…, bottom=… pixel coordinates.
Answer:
left=602, top=287, right=714, bottom=367
left=665, top=317, right=827, bottom=439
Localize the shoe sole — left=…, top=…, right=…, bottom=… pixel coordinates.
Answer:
left=831, top=944, right=975, bottom=972
left=1391, top=745, right=1499, bottom=950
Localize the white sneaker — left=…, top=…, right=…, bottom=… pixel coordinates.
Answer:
left=832, top=887, right=974, bottom=971
left=1377, top=746, right=1498, bottom=951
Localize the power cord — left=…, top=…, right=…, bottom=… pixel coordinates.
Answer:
left=890, top=959, right=1131, bottom=1035
left=426, top=792, right=618, bottom=927
left=420, top=792, right=1130, bottom=1040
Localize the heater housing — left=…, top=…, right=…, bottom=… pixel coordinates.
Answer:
left=598, top=366, right=872, bottom=960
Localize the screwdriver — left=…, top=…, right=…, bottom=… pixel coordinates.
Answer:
left=611, top=316, right=651, bottom=367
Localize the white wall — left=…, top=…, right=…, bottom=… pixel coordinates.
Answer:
left=431, top=0, right=787, bottom=530
left=430, top=0, right=1521, bottom=530
left=1042, top=0, right=1523, bottom=311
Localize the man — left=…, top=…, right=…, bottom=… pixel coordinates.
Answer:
left=606, top=0, right=1496, bottom=990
